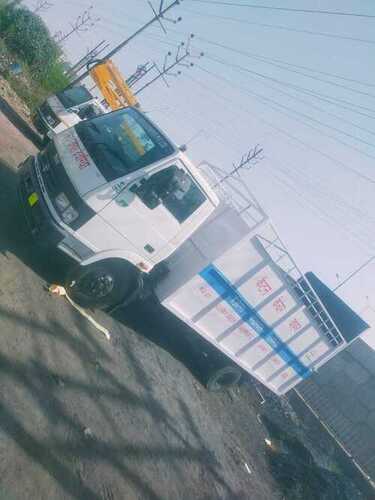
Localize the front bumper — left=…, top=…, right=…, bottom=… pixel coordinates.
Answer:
left=18, top=156, right=94, bottom=262
left=18, top=155, right=62, bottom=245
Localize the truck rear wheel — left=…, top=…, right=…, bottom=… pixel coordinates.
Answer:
left=206, top=366, right=242, bottom=392
left=65, top=260, right=139, bottom=309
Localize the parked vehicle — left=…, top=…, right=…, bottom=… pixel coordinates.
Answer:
left=89, top=59, right=139, bottom=110
left=33, top=85, right=106, bottom=138
left=19, top=106, right=353, bottom=393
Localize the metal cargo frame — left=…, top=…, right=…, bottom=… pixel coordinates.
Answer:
left=198, top=161, right=347, bottom=365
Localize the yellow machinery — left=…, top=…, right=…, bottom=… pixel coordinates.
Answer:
left=90, top=59, right=139, bottom=110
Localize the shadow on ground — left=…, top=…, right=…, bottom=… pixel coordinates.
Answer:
left=0, top=96, right=43, bottom=149
left=0, top=161, right=246, bottom=498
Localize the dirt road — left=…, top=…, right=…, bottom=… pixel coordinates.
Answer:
left=0, top=112, right=280, bottom=499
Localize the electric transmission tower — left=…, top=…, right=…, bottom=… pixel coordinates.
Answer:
left=67, top=0, right=181, bottom=88
left=33, top=0, right=53, bottom=13
left=54, top=6, right=100, bottom=44
left=213, top=145, right=264, bottom=187
left=135, top=35, right=203, bottom=95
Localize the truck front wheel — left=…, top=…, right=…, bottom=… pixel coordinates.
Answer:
left=206, top=366, right=242, bottom=392
left=65, top=260, right=139, bottom=309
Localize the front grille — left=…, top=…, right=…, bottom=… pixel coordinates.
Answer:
left=37, top=144, right=95, bottom=230
left=39, top=102, right=60, bottom=128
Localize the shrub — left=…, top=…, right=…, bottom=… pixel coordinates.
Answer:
left=0, top=4, right=71, bottom=110
left=1, top=6, right=60, bottom=72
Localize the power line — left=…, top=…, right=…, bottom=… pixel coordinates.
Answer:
left=182, top=7, right=375, bottom=47
left=267, top=161, right=375, bottom=249
left=213, top=145, right=263, bottom=187
left=241, top=53, right=375, bottom=89
left=134, top=36, right=203, bottom=95
left=33, top=0, right=53, bottom=13
left=147, top=27, right=375, bottom=88
left=333, top=256, right=375, bottom=291
left=274, top=161, right=375, bottom=227
left=147, top=87, right=248, bottom=153
left=183, top=70, right=375, bottom=185
left=67, top=0, right=181, bottom=87
left=194, top=37, right=375, bottom=113
left=205, top=54, right=375, bottom=139
left=206, top=54, right=375, bottom=100
left=196, top=64, right=375, bottom=159
left=159, top=107, right=244, bottom=154
left=54, top=6, right=100, bottom=44
left=190, top=0, right=375, bottom=19
left=96, top=13, right=375, bottom=91
left=152, top=27, right=375, bottom=118
left=278, top=177, right=375, bottom=291
left=268, top=167, right=375, bottom=252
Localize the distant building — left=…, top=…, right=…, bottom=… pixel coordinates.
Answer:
left=296, top=273, right=375, bottom=483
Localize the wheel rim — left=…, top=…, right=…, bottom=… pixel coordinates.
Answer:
left=72, top=269, right=115, bottom=300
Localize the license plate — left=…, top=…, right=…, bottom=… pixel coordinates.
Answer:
left=28, top=192, right=39, bottom=207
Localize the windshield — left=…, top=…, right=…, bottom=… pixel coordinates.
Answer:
left=57, top=86, right=93, bottom=108
left=75, top=107, right=175, bottom=181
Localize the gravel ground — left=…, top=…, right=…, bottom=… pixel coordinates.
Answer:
left=0, top=110, right=281, bottom=500
left=0, top=106, right=373, bottom=500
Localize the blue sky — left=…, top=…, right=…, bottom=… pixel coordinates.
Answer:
left=25, top=0, right=375, bottom=345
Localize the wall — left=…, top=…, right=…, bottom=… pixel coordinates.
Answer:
left=297, top=337, right=375, bottom=480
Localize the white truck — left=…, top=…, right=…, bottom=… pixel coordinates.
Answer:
left=33, top=85, right=106, bottom=139
left=18, top=106, right=351, bottom=393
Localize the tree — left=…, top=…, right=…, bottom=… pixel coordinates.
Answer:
left=0, top=6, right=60, bottom=74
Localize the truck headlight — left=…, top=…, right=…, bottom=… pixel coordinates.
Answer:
left=62, top=206, right=79, bottom=224
left=55, top=193, right=79, bottom=224
left=55, top=193, right=70, bottom=211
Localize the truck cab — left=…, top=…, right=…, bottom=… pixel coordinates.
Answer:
left=19, top=107, right=219, bottom=307
left=33, top=85, right=106, bottom=139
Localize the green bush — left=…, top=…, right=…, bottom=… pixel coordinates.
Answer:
left=38, top=60, right=70, bottom=93
left=1, top=6, right=60, bottom=72
left=0, top=3, right=71, bottom=110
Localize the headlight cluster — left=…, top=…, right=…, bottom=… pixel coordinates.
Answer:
left=54, top=193, right=79, bottom=225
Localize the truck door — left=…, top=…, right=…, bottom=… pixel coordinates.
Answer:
left=99, top=161, right=215, bottom=262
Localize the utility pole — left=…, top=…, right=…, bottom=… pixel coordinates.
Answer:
left=127, top=62, right=155, bottom=87
left=67, top=0, right=181, bottom=88
left=213, top=145, right=264, bottom=187
left=66, top=40, right=109, bottom=77
left=134, top=36, right=202, bottom=95
left=33, top=0, right=53, bottom=13
left=54, top=6, right=100, bottom=44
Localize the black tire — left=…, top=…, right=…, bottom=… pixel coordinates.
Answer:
left=65, top=260, right=139, bottom=309
left=206, top=366, right=242, bottom=392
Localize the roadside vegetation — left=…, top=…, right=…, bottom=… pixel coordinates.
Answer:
left=0, top=0, right=70, bottom=110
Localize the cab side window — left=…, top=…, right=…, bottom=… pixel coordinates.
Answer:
left=135, top=165, right=206, bottom=223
